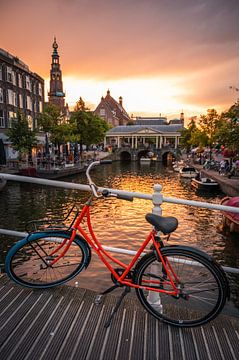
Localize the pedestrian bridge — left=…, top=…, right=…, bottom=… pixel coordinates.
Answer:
left=111, top=146, right=181, bottom=162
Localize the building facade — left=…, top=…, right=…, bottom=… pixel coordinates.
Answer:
left=0, top=48, right=44, bottom=160
left=94, top=90, right=131, bottom=126
left=48, top=37, right=69, bottom=118
left=104, top=116, right=184, bottom=161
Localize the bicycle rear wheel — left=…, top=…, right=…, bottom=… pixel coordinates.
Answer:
left=134, top=248, right=227, bottom=327
left=6, top=231, right=90, bottom=288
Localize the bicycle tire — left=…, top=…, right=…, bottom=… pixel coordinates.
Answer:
left=5, top=231, right=91, bottom=289
left=134, top=247, right=227, bottom=327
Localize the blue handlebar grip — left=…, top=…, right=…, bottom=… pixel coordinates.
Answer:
left=100, top=160, right=112, bottom=164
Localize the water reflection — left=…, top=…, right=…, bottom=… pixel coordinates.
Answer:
left=0, top=161, right=238, bottom=309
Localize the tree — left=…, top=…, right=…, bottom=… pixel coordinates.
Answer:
left=199, top=109, right=219, bottom=148
left=7, top=111, right=38, bottom=161
left=74, top=97, right=89, bottom=112
left=216, top=102, right=239, bottom=155
left=37, top=103, right=63, bottom=155
left=180, top=117, right=197, bottom=151
left=70, top=110, right=109, bottom=155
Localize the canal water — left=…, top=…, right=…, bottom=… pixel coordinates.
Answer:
left=0, top=161, right=239, bottom=311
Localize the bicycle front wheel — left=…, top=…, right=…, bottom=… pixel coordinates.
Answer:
left=6, top=231, right=90, bottom=289
left=134, top=248, right=227, bottom=327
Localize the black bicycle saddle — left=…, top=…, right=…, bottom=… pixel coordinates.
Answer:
left=145, top=213, right=178, bottom=234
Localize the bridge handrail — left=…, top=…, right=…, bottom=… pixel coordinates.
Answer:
left=1, top=173, right=239, bottom=213
left=0, top=228, right=238, bottom=274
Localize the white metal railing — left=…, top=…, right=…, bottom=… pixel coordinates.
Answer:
left=0, top=228, right=238, bottom=275
left=1, top=173, right=239, bottom=214
left=0, top=174, right=239, bottom=275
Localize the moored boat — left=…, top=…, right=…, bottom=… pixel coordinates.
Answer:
left=179, top=166, right=198, bottom=178
left=172, top=160, right=184, bottom=172
left=191, top=176, right=219, bottom=191
left=140, top=157, right=151, bottom=164
left=221, top=196, right=239, bottom=233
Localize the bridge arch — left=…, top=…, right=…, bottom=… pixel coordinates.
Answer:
left=119, top=150, right=131, bottom=161
left=161, top=150, right=176, bottom=165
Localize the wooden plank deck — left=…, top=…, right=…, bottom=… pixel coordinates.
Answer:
left=0, top=274, right=238, bottom=360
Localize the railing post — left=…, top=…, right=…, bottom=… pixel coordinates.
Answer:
left=152, top=184, right=163, bottom=216
left=148, top=184, right=163, bottom=311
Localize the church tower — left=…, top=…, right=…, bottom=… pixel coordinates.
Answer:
left=180, top=110, right=185, bottom=126
left=48, top=37, right=66, bottom=111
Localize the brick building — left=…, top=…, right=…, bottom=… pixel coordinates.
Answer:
left=0, top=48, right=44, bottom=161
left=94, top=90, right=131, bottom=127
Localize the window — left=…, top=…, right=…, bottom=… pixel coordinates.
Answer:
left=18, top=73, right=22, bottom=88
left=100, top=108, right=106, bottom=116
left=0, top=88, right=3, bottom=103
left=27, top=95, right=32, bottom=110
left=13, top=92, right=17, bottom=106
left=7, top=90, right=17, bottom=106
left=8, top=89, right=14, bottom=105
left=12, top=71, right=16, bottom=85
left=39, top=100, right=43, bottom=112
left=0, top=65, right=2, bottom=80
left=27, top=115, right=33, bottom=130
left=38, top=83, right=42, bottom=96
left=19, top=94, right=23, bottom=108
left=8, top=111, right=16, bottom=128
left=26, top=75, right=31, bottom=90
left=0, top=110, right=4, bottom=128
left=7, top=66, right=12, bottom=82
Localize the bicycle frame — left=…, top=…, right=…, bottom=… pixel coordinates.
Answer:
left=47, top=195, right=179, bottom=296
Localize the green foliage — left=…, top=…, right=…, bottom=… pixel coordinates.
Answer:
left=180, top=117, right=197, bottom=150
left=70, top=110, right=109, bottom=152
left=7, top=111, right=38, bottom=158
left=215, top=102, right=239, bottom=153
left=199, top=109, right=220, bottom=147
left=37, top=103, right=63, bottom=133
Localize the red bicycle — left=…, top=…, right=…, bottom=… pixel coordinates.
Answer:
left=6, top=160, right=229, bottom=327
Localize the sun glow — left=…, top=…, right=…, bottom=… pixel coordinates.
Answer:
left=45, top=75, right=199, bottom=118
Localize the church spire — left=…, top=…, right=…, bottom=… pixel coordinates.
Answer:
left=48, top=37, right=66, bottom=111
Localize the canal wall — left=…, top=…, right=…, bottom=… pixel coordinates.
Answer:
left=194, top=165, right=239, bottom=197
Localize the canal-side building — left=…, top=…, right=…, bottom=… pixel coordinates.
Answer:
left=48, top=37, right=69, bottom=119
left=0, top=48, right=44, bottom=161
left=104, top=116, right=184, bottom=161
left=94, top=90, right=131, bottom=127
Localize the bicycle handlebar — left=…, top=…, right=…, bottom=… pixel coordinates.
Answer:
left=86, top=160, right=112, bottom=198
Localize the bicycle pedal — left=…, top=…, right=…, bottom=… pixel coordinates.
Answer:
left=94, top=294, right=103, bottom=305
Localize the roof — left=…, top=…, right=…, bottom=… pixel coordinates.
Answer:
left=95, top=90, right=131, bottom=123
left=106, top=124, right=183, bottom=135
left=135, top=118, right=167, bottom=125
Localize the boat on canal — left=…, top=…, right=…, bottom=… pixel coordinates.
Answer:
left=179, top=166, right=198, bottom=178
left=140, top=157, right=151, bottom=165
left=191, top=174, right=219, bottom=191
left=221, top=196, right=239, bottom=233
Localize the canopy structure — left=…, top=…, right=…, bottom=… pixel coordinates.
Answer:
left=104, top=124, right=183, bottom=150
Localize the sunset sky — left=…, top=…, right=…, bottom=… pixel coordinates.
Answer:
left=1, top=0, right=239, bottom=122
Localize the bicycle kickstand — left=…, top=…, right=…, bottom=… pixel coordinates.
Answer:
left=104, top=286, right=131, bottom=328
left=94, top=284, right=120, bottom=305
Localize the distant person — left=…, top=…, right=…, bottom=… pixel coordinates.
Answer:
left=219, top=160, right=226, bottom=175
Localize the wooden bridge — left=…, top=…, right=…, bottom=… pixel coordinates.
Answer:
left=0, top=274, right=238, bottom=360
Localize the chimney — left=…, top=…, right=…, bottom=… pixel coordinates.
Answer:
left=119, top=96, right=123, bottom=106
